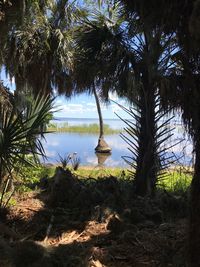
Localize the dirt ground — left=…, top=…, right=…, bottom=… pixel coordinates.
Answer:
left=0, top=168, right=188, bottom=267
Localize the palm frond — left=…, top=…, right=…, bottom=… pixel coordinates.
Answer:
left=0, top=93, right=55, bottom=184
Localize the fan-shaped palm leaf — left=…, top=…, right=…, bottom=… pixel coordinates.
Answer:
left=0, top=94, right=55, bottom=184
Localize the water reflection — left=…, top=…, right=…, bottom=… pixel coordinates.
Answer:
left=41, top=132, right=129, bottom=167
left=96, top=152, right=112, bottom=167
left=41, top=125, right=193, bottom=167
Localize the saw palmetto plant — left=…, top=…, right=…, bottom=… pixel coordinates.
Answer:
left=0, top=93, right=55, bottom=187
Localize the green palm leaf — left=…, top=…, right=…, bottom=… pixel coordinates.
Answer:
left=0, top=94, right=55, bottom=184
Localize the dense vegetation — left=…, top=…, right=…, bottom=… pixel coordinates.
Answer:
left=0, top=0, right=200, bottom=266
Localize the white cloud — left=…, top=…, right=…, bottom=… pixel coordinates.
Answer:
left=56, top=103, right=84, bottom=117
left=110, top=104, right=122, bottom=113
left=54, top=94, right=130, bottom=119
left=56, top=99, right=65, bottom=105
left=55, top=100, right=109, bottom=117
left=109, top=92, right=118, bottom=101
left=49, top=141, right=59, bottom=147
left=44, top=149, right=57, bottom=158
left=86, top=102, right=96, bottom=107
left=108, top=139, right=128, bottom=151
left=85, top=156, right=98, bottom=165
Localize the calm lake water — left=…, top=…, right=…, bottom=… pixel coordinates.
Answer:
left=41, top=118, right=194, bottom=168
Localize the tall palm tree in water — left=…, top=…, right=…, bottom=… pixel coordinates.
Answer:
left=93, top=83, right=111, bottom=153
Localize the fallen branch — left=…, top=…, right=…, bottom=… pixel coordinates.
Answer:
left=43, top=214, right=55, bottom=243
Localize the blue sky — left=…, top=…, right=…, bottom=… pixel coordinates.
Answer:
left=54, top=93, right=127, bottom=119
left=0, top=69, right=128, bottom=119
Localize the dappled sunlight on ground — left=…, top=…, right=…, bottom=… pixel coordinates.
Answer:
left=0, top=166, right=189, bottom=266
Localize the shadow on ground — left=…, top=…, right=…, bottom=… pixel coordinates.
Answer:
left=1, top=167, right=189, bottom=267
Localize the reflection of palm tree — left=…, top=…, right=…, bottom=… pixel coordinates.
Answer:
left=93, top=83, right=111, bottom=153
left=96, top=152, right=111, bottom=167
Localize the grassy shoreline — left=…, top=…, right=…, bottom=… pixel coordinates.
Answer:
left=47, top=122, right=122, bottom=134
left=17, top=163, right=193, bottom=194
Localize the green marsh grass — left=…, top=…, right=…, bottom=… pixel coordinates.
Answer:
left=47, top=122, right=121, bottom=134
left=74, top=167, right=128, bottom=180
left=71, top=167, right=192, bottom=192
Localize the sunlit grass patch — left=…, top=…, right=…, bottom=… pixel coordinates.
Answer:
left=14, top=164, right=55, bottom=192
left=158, top=168, right=192, bottom=192
left=74, top=167, right=129, bottom=179
left=13, top=163, right=193, bottom=194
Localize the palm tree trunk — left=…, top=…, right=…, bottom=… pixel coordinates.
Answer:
left=189, top=131, right=200, bottom=266
left=93, top=83, right=104, bottom=139
left=0, top=163, right=3, bottom=187
left=134, top=87, right=157, bottom=196
left=93, top=83, right=111, bottom=153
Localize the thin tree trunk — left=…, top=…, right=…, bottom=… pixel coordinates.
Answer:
left=0, top=163, right=3, bottom=188
left=93, top=83, right=111, bottom=153
left=189, top=132, right=200, bottom=266
left=93, top=83, right=104, bottom=139
left=134, top=87, right=157, bottom=196
left=130, top=31, right=160, bottom=196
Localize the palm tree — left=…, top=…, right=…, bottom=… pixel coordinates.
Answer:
left=136, top=1, right=200, bottom=264
left=0, top=0, right=51, bottom=66
left=74, top=0, right=113, bottom=153
left=93, top=83, right=111, bottom=152
left=124, top=0, right=200, bottom=264
left=2, top=0, right=75, bottom=95
left=160, top=12, right=200, bottom=267
left=2, top=0, right=112, bottom=153
left=73, top=1, right=177, bottom=195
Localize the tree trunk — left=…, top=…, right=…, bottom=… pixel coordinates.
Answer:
left=93, top=83, right=111, bottom=153
left=0, top=163, right=3, bottom=188
left=134, top=88, right=158, bottom=196
left=189, top=132, right=200, bottom=266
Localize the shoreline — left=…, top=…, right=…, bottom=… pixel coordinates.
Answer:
left=42, top=162, right=194, bottom=172
left=47, top=123, right=122, bottom=135
left=42, top=162, right=128, bottom=170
